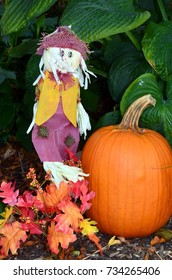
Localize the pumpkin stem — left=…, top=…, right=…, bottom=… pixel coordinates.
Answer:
left=118, top=94, right=156, bottom=133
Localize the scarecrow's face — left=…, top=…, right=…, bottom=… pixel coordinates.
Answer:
left=43, top=47, right=81, bottom=74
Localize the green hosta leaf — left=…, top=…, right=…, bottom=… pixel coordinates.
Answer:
left=80, top=83, right=102, bottom=113
left=108, top=49, right=153, bottom=102
left=0, top=91, right=16, bottom=131
left=60, top=0, right=150, bottom=42
left=8, top=39, right=38, bottom=58
left=120, top=73, right=172, bottom=146
left=142, top=21, right=172, bottom=81
left=0, top=66, right=16, bottom=84
left=103, top=36, right=134, bottom=67
left=25, top=55, right=40, bottom=94
left=95, top=110, right=122, bottom=130
left=16, top=113, right=33, bottom=151
left=0, top=0, right=57, bottom=35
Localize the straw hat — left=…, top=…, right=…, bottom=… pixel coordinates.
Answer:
left=36, top=26, right=90, bottom=60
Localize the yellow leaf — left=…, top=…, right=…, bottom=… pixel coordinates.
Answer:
left=79, top=218, right=99, bottom=236
left=108, top=235, right=122, bottom=247
left=0, top=207, right=13, bottom=228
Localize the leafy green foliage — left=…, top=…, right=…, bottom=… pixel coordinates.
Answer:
left=0, top=0, right=57, bottom=34
left=108, top=46, right=154, bottom=102
left=95, top=110, right=122, bottom=131
left=142, top=21, right=172, bottom=80
left=0, top=0, right=172, bottom=149
left=120, top=73, right=172, bottom=145
left=60, top=0, right=150, bottom=42
left=0, top=1, right=58, bottom=147
left=0, top=90, right=16, bottom=140
left=0, top=66, right=16, bottom=83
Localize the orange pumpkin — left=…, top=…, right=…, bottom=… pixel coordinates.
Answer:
left=81, top=94, right=172, bottom=238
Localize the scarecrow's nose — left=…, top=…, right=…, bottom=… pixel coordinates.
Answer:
left=62, top=55, right=67, bottom=62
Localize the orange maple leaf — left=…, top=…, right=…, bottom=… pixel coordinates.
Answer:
left=0, top=221, right=27, bottom=257
left=47, top=221, right=76, bottom=254
left=150, top=235, right=165, bottom=246
left=36, top=181, right=70, bottom=213
left=54, top=200, right=83, bottom=232
left=88, top=234, right=103, bottom=255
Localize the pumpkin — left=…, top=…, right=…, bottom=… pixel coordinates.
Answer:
left=81, top=94, right=172, bottom=238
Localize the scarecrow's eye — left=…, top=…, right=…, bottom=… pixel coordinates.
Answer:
left=60, top=49, right=64, bottom=57
left=68, top=51, right=73, bottom=58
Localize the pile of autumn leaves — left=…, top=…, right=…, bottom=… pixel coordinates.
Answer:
left=0, top=166, right=102, bottom=259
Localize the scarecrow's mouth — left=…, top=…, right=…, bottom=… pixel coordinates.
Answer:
left=55, top=62, right=68, bottom=73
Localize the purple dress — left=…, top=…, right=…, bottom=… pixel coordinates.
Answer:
left=32, top=98, right=79, bottom=162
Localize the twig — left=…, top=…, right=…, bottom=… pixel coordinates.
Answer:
left=83, top=245, right=108, bottom=260
left=155, top=251, right=163, bottom=260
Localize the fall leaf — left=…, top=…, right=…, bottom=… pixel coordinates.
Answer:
left=108, top=235, right=122, bottom=247
left=47, top=221, right=76, bottom=254
left=54, top=200, right=83, bottom=232
left=79, top=180, right=95, bottom=213
left=69, top=180, right=82, bottom=199
left=20, top=208, right=42, bottom=234
left=23, top=240, right=38, bottom=247
left=117, top=236, right=130, bottom=244
left=0, top=206, right=13, bottom=228
left=65, top=147, right=79, bottom=163
left=150, top=235, right=165, bottom=246
left=88, top=234, right=102, bottom=254
left=0, top=181, right=19, bottom=206
left=79, top=218, right=99, bottom=236
left=21, top=222, right=42, bottom=235
left=16, top=191, right=43, bottom=210
left=144, top=246, right=156, bottom=260
left=155, top=228, right=172, bottom=241
left=36, top=181, right=70, bottom=213
left=0, top=221, right=27, bottom=256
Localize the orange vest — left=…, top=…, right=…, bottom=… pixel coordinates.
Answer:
left=35, top=71, right=79, bottom=127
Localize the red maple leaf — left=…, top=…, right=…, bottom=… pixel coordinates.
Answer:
left=54, top=200, right=83, bottom=232
left=79, top=180, right=95, bottom=213
left=0, top=181, right=19, bottom=206
left=16, top=190, right=43, bottom=210
left=65, top=147, right=79, bottom=162
left=69, top=180, right=82, bottom=199
left=47, top=221, right=76, bottom=254
left=21, top=222, right=42, bottom=235
left=20, top=208, right=42, bottom=234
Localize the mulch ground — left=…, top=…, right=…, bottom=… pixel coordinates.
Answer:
left=1, top=139, right=172, bottom=260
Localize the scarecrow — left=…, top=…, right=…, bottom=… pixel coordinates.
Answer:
left=27, top=26, right=95, bottom=185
